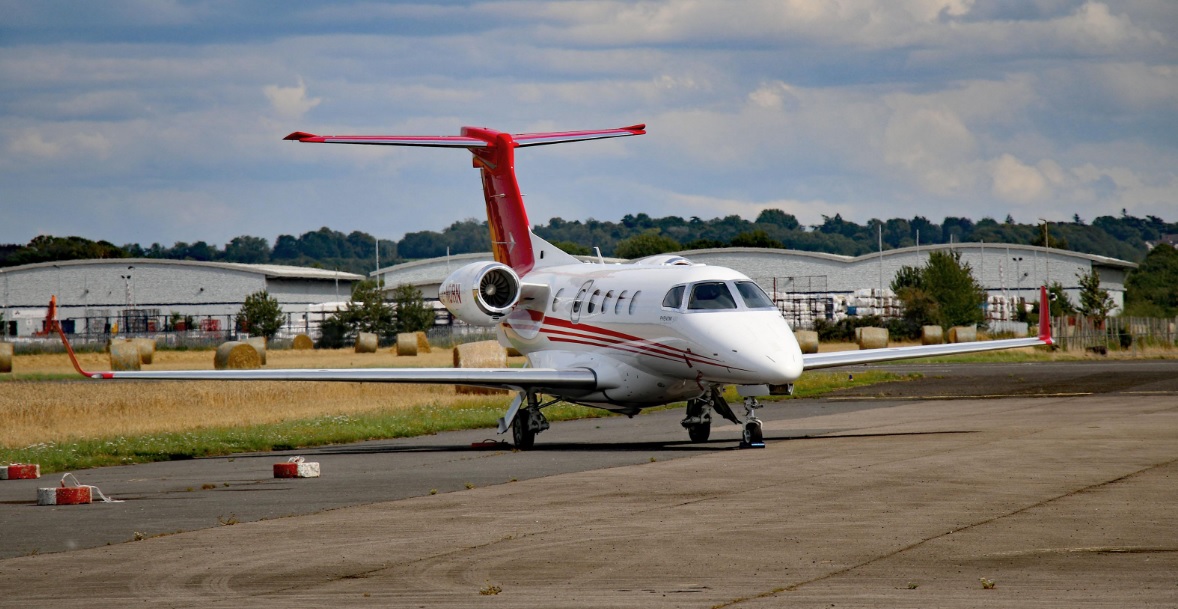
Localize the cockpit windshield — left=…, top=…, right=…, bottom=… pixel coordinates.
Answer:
left=734, top=281, right=775, bottom=309
left=688, top=282, right=737, bottom=310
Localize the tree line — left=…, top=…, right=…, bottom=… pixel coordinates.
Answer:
left=3, top=211, right=1174, bottom=273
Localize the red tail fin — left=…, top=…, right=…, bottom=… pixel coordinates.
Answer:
left=1038, top=285, right=1053, bottom=345
left=284, top=124, right=645, bottom=275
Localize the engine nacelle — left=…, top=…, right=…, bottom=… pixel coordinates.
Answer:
left=438, top=261, right=522, bottom=326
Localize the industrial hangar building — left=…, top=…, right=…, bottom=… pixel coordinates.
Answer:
left=0, top=259, right=363, bottom=338
left=375, top=243, right=1135, bottom=327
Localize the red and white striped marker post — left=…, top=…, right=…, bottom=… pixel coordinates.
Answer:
left=1, top=463, right=41, bottom=480
left=274, top=456, right=320, bottom=478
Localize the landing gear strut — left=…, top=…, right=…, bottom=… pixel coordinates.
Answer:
left=511, top=391, right=551, bottom=450
left=740, top=396, right=765, bottom=449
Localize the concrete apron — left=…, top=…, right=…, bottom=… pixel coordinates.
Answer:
left=2, top=393, right=1176, bottom=608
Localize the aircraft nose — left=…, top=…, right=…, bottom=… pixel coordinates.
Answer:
left=701, top=313, right=802, bottom=385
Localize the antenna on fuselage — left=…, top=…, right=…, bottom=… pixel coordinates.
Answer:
left=594, top=247, right=605, bottom=265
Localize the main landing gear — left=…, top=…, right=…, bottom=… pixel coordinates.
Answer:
left=511, top=391, right=552, bottom=450
left=681, top=387, right=743, bottom=444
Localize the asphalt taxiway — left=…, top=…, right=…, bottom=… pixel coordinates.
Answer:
left=1, top=360, right=1176, bottom=607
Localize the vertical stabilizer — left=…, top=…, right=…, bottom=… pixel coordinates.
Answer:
left=284, top=123, right=645, bottom=276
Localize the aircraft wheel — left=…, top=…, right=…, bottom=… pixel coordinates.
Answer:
left=687, top=420, right=711, bottom=443
left=512, top=413, right=536, bottom=450
left=742, top=420, right=764, bottom=448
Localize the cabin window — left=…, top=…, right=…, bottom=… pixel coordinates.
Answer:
left=588, top=289, right=602, bottom=314
left=602, top=290, right=615, bottom=313
left=551, top=288, right=565, bottom=312
left=629, top=290, right=641, bottom=315
left=688, top=282, right=737, bottom=310
left=661, top=285, right=686, bottom=309
left=572, top=283, right=591, bottom=314
left=615, top=290, right=629, bottom=314
left=734, top=281, right=774, bottom=309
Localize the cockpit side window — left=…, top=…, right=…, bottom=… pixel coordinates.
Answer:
left=688, top=282, right=737, bottom=310
left=734, top=281, right=775, bottom=309
left=661, top=285, right=686, bottom=309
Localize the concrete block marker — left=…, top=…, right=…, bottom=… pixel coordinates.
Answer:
left=37, top=473, right=121, bottom=506
left=274, top=456, right=320, bottom=478
left=2, top=463, right=41, bottom=480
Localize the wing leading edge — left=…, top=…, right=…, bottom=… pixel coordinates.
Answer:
left=45, top=297, right=596, bottom=390
left=802, top=286, right=1054, bottom=371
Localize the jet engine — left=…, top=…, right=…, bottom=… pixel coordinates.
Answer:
left=438, top=261, right=522, bottom=326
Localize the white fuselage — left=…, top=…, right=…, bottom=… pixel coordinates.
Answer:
left=498, top=261, right=804, bottom=411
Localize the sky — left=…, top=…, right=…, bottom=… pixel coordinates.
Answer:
left=1, top=0, right=1175, bottom=249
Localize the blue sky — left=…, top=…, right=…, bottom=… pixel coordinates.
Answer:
left=2, top=1, right=1175, bottom=248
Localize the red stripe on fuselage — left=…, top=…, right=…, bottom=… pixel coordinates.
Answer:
left=542, top=317, right=723, bottom=364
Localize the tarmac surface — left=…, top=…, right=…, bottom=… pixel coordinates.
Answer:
left=1, top=359, right=1176, bottom=607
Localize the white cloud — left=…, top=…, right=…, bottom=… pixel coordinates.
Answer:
left=991, top=154, right=1049, bottom=203
left=264, top=77, right=322, bottom=120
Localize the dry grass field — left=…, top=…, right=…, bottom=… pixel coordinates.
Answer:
left=1, top=348, right=518, bottom=449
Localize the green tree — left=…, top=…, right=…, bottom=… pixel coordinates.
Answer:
left=223, top=235, right=271, bottom=263
left=1046, top=282, right=1077, bottom=317
left=346, top=280, right=397, bottom=339
left=614, top=231, right=680, bottom=259
left=237, top=290, right=285, bottom=339
left=1124, top=244, right=1178, bottom=317
left=1076, top=269, right=1114, bottom=318
left=730, top=229, right=783, bottom=248
left=891, top=251, right=984, bottom=328
left=392, top=284, right=434, bottom=333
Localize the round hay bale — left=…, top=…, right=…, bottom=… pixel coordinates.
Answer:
left=0, top=342, right=13, bottom=374
left=109, top=341, right=142, bottom=371
left=132, top=337, right=156, bottom=365
left=246, top=336, right=267, bottom=365
left=921, top=325, right=944, bottom=345
left=214, top=341, right=261, bottom=370
left=949, top=326, right=977, bottom=343
left=857, top=327, right=888, bottom=350
left=794, top=330, right=819, bottom=354
left=454, top=340, right=507, bottom=395
left=355, top=332, right=379, bottom=354
left=854, top=327, right=864, bottom=343
left=415, top=331, right=432, bottom=354
left=394, top=333, right=417, bottom=356
left=292, top=334, right=314, bottom=350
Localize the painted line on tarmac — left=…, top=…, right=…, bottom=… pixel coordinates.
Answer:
left=826, top=392, right=1094, bottom=401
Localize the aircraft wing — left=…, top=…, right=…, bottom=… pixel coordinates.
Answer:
left=70, top=366, right=598, bottom=389
left=43, top=297, right=596, bottom=390
left=803, top=285, right=1054, bottom=371
left=801, top=335, right=1047, bottom=370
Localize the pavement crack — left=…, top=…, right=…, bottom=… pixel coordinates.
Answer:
left=710, top=456, right=1178, bottom=608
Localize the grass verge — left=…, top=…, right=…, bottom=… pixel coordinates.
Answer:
left=1, top=370, right=916, bottom=473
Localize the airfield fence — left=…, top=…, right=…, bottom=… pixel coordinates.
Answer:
left=1049, top=315, right=1178, bottom=353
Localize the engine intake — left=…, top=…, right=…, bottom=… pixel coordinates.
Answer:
left=439, top=261, right=522, bottom=326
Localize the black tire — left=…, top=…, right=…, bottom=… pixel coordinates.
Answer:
left=744, top=421, right=763, bottom=445
left=512, top=413, right=536, bottom=450
left=687, top=421, right=711, bottom=443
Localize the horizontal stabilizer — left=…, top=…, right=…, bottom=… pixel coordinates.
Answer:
left=282, top=124, right=645, bottom=149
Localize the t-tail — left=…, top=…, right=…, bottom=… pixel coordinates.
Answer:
left=285, top=124, right=645, bottom=274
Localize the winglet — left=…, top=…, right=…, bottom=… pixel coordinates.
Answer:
left=1037, top=286, right=1053, bottom=345
left=47, top=296, right=98, bottom=378
left=283, top=131, right=320, bottom=141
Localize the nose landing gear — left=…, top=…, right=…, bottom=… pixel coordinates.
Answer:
left=739, top=396, right=765, bottom=449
